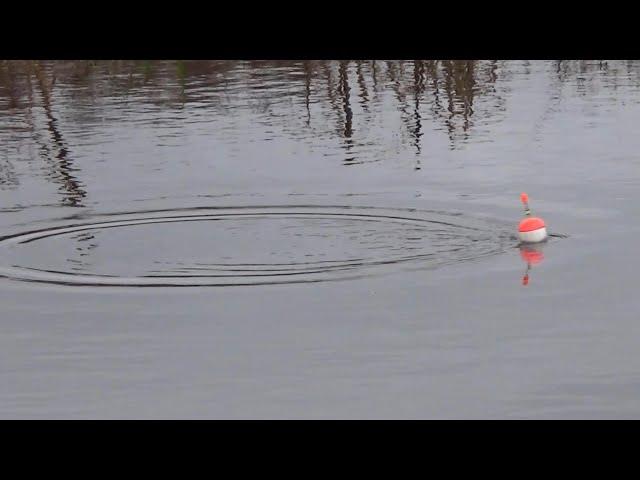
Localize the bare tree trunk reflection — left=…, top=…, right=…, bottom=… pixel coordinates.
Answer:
left=355, top=61, right=370, bottom=113
left=338, top=61, right=353, bottom=139
left=413, top=60, right=426, bottom=168
left=303, top=61, right=312, bottom=127
left=32, top=61, right=87, bottom=207
left=338, top=61, right=355, bottom=165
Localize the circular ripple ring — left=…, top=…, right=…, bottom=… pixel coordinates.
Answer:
left=0, top=206, right=513, bottom=287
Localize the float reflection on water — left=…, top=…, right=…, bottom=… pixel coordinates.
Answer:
left=520, top=243, right=545, bottom=286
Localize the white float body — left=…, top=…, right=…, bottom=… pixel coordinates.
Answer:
left=518, top=227, right=548, bottom=243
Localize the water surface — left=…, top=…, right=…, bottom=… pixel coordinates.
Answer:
left=1, top=60, right=639, bottom=418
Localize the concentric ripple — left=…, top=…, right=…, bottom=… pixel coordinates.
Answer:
left=0, top=206, right=514, bottom=287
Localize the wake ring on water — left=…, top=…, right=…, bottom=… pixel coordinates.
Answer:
left=0, top=206, right=514, bottom=287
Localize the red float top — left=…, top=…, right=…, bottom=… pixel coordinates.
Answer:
left=518, top=217, right=546, bottom=232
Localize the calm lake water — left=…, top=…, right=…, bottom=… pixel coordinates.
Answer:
left=1, top=60, right=639, bottom=418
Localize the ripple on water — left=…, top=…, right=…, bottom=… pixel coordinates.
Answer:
left=0, top=206, right=515, bottom=287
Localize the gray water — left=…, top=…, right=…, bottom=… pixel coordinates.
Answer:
left=0, top=60, right=639, bottom=418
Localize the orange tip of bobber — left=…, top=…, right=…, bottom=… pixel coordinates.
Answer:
left=520, top=192, right=529, bottom=204
left=518, top=217, right=547, bottom=243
